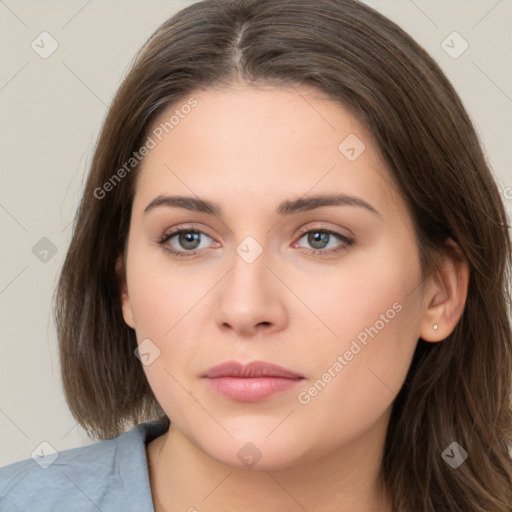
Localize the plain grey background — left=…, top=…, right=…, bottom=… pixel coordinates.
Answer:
left=1, top=0, right=511, bottom=466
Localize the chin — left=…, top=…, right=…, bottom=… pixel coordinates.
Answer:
left=194, top=430, right=313, bottom=471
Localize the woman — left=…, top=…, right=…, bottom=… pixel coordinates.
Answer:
left=1, top=0, right=511, bottom=511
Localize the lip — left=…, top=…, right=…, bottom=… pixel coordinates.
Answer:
left=203, top=360, right=304, bottom=379
left=203, top=360, right=304, bottom=402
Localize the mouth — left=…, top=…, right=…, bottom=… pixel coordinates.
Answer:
left=202, top=360, right=305, bottom=402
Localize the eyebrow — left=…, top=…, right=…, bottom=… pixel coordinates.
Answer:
left=143, top=193, right=380, bottom=217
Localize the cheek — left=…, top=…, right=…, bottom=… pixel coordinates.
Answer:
left=126, top=244, right=202, bottom=339
left=294, top=242, right=423, bottom=428
left=299, top=237, right=422, bottom=347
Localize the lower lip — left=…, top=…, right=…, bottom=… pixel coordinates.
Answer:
left=204, top=376, right=303, bottom=402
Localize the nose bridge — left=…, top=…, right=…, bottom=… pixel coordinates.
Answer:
left=213, top=230, right=287, bottom=334
left=228, top=233, right=272, bottom=298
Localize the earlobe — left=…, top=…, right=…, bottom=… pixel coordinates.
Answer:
left=419, top=238, right=470, bottom=343
left=116, top=255, right=135, bottom=329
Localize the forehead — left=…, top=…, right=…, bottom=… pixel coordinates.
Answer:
left=133, top=84, right=403, bottom=219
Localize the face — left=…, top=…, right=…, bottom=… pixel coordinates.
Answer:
left=120, top=84, right=427, bottom=470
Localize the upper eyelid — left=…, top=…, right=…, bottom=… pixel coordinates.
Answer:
left=160, top=224, right=214, bottom=241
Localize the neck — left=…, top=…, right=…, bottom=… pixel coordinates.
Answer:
left=146, top=411, right=393, bottom=512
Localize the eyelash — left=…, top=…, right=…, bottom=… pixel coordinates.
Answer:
left=157, top=225, right=356, bottom=258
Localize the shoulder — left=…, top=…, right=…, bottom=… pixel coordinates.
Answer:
left=0, top=420, right=168, bottom=512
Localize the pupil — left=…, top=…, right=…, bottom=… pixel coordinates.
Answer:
left=309, top=232, right=328, bottom=249
left=180, top=231, right=199, bottom=249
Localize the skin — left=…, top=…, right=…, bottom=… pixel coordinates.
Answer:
left=119, top=84, right=469, bottom=512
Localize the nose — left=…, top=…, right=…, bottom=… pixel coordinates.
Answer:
left=214, top=247, right=287, bottom=338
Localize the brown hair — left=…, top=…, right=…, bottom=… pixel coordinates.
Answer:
left=54, top=0, right=512, bottom=510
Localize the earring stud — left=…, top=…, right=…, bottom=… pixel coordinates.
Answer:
left=433, top=323, right=438, bottom=330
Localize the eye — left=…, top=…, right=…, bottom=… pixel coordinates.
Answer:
left=158, top=228, right=216, bottom=258
left=293, top=226, right=355, bottom=256
left=157, top=225, right=355, bottom=259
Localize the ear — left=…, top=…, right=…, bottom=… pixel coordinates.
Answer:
left=116, top=255, right=135, bottom=329
left=419, top=238, right=470, bottom=343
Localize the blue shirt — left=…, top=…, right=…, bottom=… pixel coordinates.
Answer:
left=0, top=420, right=168, bottom=512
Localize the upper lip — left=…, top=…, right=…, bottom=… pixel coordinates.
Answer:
left=203, top=360, right=304, bottom=379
